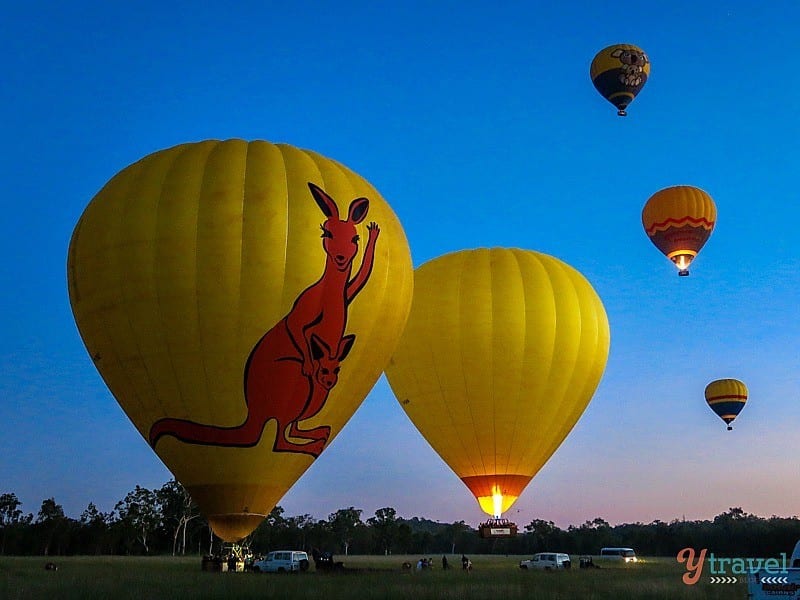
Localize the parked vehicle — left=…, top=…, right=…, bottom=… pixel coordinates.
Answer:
left=747, top=539, right=800, bottom=599
left=519, top=552, right=571, bottom=570
left=599, top=547, right=638, bottom=563
left=252, top=551, right=310, bottom=573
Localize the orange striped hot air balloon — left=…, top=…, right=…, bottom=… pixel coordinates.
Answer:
left=705, top=379, right=748, bottom=431
left=642, top=185, right=717, bottom=276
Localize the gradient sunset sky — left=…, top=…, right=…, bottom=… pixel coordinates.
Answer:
left=2, top=1, right=799, bottom=528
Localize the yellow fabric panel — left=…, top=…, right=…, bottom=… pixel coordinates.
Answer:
left=642, top=185, right=717, bottom=233
left=385, top=248, right=610, bottom=515
left=68, top=139, right=413, bottom=540
left=705, top=378, right=748, bottom=401
left=590, top=44, right=651, bottom=79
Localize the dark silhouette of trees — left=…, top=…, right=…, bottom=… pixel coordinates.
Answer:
left=367, top=507, right=400, bottom=555
left=78, top=503, right=112, bottom=555
left=327, top=507, right=364, bottom=556
left=2, top=483, right=800, bottom=560
left=156, top=480, right=199, bottom=556
left=35, top=498, right=70, bottom=556
left=0, top=493, right=32, bottom=555
left=114, top=486, right=161, bottom=554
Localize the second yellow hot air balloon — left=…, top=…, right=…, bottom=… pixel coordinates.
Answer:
left=68, top=139, right=414, bottom=541
left=385, top=248, right=610, bottom=520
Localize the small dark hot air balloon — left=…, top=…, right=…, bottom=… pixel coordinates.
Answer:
left=590, top=44, right=650, bottom=116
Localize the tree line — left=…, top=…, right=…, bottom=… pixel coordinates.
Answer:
left=2, top=482, right=798, bottom=558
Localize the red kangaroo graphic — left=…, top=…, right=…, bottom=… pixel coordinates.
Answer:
left=148, top=183, right=379, bottom=457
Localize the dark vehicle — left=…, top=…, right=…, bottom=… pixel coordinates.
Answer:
left=311, top=548, right=346, bottom=572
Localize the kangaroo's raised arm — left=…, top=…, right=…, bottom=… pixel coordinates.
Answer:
left=347, top=221, right=379, bottom=304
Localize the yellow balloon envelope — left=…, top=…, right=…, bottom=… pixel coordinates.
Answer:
left=385, top=248, right=610, bottom=518
left=68, top=139, right=413, bottom=541
left=642, top=185, right=717, bottom=276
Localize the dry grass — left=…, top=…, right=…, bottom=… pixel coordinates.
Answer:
left=0, top=554, right=746, bottom=599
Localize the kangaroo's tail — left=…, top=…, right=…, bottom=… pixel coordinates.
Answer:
left=148, top=416, right=268, bottom=448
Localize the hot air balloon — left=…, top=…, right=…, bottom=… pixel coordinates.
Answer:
left=642, top=185, right=717, bottom=276
left=68, top=139, right=413, bottom=542
left=705, top=379, right=748, bottom=431
left=590, top=43, right=650, bottom=116
left=384, top=248, right=610, bottom=534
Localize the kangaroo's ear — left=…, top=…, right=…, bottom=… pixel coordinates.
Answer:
left=310, top=334, right=331, bottom=360
left=348, top=197, right=369, bottom=224
left=308, top=183, right=339, bottom=219
left=337, top=334, right=356, bottom=361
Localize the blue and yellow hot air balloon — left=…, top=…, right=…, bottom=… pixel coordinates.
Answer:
left=705, top=379, right=748, bottom=431
left=68, top=139, right=413, bottom=541
left=590, top=44, right=650, bottom=116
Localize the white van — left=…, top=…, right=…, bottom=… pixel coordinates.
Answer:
left=519, top=552, right=571, bottom=570
left=252, top=550, right=310, bottom=573
left=599, top=547, right=638, bottom=563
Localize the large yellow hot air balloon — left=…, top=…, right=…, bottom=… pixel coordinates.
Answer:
left=590, top=43, right=650, bottom=116
left=384, top=248, right=610, bottom=521
left=642, top=185, right=717, bottom=276
left=68, top=139, right=413, bottom=541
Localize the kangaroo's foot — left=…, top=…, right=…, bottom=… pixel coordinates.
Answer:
left=273, top=424, right=329, bottom=458
left=288, top=422, right=331, bottom=442
left=273, top=436, right=326, bottom=458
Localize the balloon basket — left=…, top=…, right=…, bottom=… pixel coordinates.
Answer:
left=201, top=542, right=250, bottom=572
left=478, top=518, right=518, bottom=539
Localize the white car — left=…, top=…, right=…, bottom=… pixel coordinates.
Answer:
left=519, top=552, right=571, bottom=570
left=600, top=547, right=638, bottom=563
left=252, top=550, right=310, bottom=573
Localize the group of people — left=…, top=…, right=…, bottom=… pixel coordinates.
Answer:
left=411, top=555, right=472, bottom=571
left=461, top=554, right=473, bottom=571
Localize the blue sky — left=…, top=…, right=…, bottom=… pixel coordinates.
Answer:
left=2, top=1, right=799, bottom=528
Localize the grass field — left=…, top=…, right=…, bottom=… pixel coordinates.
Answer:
left=0, top=554, right=747, bottom=599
